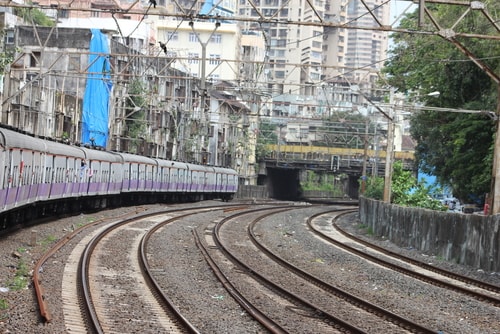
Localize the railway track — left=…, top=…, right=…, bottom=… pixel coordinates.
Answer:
left=33, top=204, right=246, bottom=330
left=27, top=201, right=499, bottom=333
left=206, top=205, right=436, bottom=333
left=308, top=210, right=500, bottom=306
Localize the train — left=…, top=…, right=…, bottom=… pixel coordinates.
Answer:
left=0, top=126, right=239, bottom=233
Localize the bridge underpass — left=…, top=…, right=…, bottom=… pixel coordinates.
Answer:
left=258, top=144, right=415, bottom=201
left=261, top=164, right=362, bottom=200
left=265, top=167, right=301, bottom=200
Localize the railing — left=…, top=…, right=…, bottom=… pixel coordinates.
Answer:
left=264, top=144, right=415, bottom=172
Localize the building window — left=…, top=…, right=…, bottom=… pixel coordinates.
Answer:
left=167, top=31, right=178, bottom=41
left=30, top=52, right=41, bottom=67
left=275, top=71, right=285, bottom=78
left=188, top=52, right=199, bottom=64
left=59, top=9, right=69, bottom=18
left=312, top=51, right=321, bottom=59
left=210, top=34, right=222, bottom=44
left=209, top=54, right=221, bottom=65
left=5, top=30, right=14, bottom=44
left=189, top=33, right=198, bottom=43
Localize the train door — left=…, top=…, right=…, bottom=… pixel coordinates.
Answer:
left=15, top=150, right=30, bottom=207
left=25, top=151, right=38, bottom=203
left=8, top=149, right=23, bottom=208
left=130, top=163, right=139, bottom=191
left=0, top=145, right=6, bottom=210
left=31, top=152, right=43, bottom=202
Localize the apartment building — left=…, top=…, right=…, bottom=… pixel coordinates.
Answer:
left=345, top=0, right=389, bottom=86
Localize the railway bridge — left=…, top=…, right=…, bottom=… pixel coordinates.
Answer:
left=259, top=144, right=415, bottom=200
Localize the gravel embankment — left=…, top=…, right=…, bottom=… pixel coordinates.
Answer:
left=0, top=202, right=499, bottom=333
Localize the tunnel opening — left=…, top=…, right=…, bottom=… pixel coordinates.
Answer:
left=266, top=167, right=302, bottom=201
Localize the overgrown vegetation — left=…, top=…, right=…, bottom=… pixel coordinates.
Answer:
left=363, top=161, right=446, bottom=211
left=255, top=120, right=277, bottom=163
left=39, top=234, right=57, bottom=248
left=8, top=259, right=30, bottom=291
left=301, top=170, right=345, bottom=197
left=0, top=298, right=7, bottom=321
left=0, top=299, right=7, bottom=310
left=124, top=79, right=147, bottom=153
left=382, top=2, right=499, bottom=204
left=0, top=30, right=15, bottom=74
left=15, top=6, right=55, bottom=26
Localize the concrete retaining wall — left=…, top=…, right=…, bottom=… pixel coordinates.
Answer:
left=236, top=185, right=268, bottom=199
left=359, top=197, right=500, bottom=272
left=302, top=190, right=335, bottom=198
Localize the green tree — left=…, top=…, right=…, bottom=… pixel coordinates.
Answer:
left=363, top=176, right=384, bottom=200
left=15, top=7, right=55, bottom=26
left=255, top=121, right=277, bottom=162
left=382, top=2, right=500, bottom=204
left=124, top=79, right=147, bottom=152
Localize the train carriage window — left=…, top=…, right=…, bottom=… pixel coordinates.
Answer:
left=148, top=165, right=153, bottom=182
left=96, top=164, right=101, bottom=182
left=33, top=165, right=39, bottom=184
left=24, top=165, right=31, bottom=186
left=45, top=167, right=51, bottom=183
left=166, top=168, right=170, bottom=186
left=59, top=167, right=65, bottom=183
left=2, top=165, right=8, bottom=189
left=55, top=167, right=60, bottom=183
left=123, top=164, right=129, bottom=181
left=12, top=165, right=18, bottom=187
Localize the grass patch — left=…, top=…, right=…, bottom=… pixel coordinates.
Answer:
left=356, top=223, right=374, bottom=236
left=0, top=299, right=8, bottom=310
left=8, top=259, right=30, bottom=291
left=39, top=234, right=57, bottom=247
left=0, top=298, right=8, bottom=321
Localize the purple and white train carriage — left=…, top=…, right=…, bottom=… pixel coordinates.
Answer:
left=0, top=127, right=239, bottom=231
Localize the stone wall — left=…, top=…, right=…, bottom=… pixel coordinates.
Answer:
left=359, top=197, right=500, bottom=272
left=301, top=190, right=335, bottom=198
left=235, top=185, right=268, bottom=199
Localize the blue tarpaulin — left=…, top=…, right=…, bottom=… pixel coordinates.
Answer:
left=81, top=29, right=112, bottom=148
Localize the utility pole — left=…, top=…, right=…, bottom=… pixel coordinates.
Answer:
left=189, top=20, right=220, bottom=164
left=384, top=119, right=394, bottom=203
left=354, top=86, right=394, bottom=202
left=361, top=118, right=369, bottom=194
left=491, top=86, right=500, bottom=213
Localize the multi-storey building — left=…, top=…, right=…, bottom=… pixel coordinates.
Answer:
left=345, top=0, right=389, bottom=86
left=155, top=19, right=241, bottom=82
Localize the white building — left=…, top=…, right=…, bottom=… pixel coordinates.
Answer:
left=155, top=19, right=241, bottom=82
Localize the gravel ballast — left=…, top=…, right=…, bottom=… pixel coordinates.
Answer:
left=0, top=202, right=499, bottom=333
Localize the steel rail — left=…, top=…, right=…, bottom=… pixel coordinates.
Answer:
left=331, top=211, right=500, bottom=295
left=308, top=210, right=500, bottom=307
left=246, top=207, right=437, bottom=333
left=212, top=205, right=371, bottom=333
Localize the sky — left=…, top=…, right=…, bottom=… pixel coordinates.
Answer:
left=390, top=0, right=417, bottom=27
